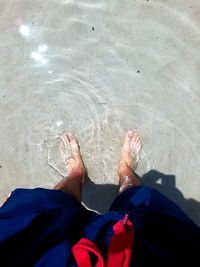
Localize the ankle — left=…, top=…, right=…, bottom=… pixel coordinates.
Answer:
left=118, top=162, right=142, bottom=193
left=54, top=176, right=83, bottom=202
left=118, top=161, right=133, bottom=179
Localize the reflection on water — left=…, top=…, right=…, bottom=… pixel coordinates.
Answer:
left=0, top=0, right=200, bottom=221
left=31, top=44, right=48, bottom=64
left=19, top=24, right=30, bottom=37
left=38, top=44, right=48, bottom=53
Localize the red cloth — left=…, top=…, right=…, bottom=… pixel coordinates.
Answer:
left=72, top=214, right=134, bottom=267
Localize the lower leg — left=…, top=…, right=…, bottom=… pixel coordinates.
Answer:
left=54, top=172, right=84, bottom=202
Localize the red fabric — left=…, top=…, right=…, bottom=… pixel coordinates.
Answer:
left=72, top=214, right=134, bottom=267
left=72, top=238, right=104, bottom=267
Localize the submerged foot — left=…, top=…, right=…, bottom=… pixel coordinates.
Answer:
left=118, top=130, right=142, bottom=193
left=54, top=133, right=86, bottom=202
left=63, top=133, right=85, bottom=183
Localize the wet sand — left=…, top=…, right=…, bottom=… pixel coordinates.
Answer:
left=0, top=0, right=199, bottom=224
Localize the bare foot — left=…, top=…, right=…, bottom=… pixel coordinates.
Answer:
left=118, top=130, right=142, bottom=193
left=54, top=133, right=86, bottom=202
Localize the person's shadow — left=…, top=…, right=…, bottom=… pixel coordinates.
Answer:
left=82, top=170, right=200, bottom=226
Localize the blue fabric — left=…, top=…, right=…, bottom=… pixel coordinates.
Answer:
left=0, top=186, right=199, bottom=267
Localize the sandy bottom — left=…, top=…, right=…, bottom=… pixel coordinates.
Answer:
left=0, top=0, right=199, bottom=224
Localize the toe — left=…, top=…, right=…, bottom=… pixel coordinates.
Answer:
left=124, top=130, right=134, bottom=144
left=127, top=130, right=134, bottom=138
left=132, top=132, right=139, bottom=141
left=67, top=133, right=79, bottom=150
left=66, top=133, right=82, bottom=162
left=138, top=143, right=142, bottom=151
left=62, top=133, right=70, bottom=144
left=130, top=132, right=142, bottom=153
left=122, top=132, right=132, bottom=152
left=67, top=133, right=75, bottom=142
left=135, top=135, right=140, bottom=144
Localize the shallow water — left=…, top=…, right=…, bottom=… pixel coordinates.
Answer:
left=0, top=0, right=200, bottom=223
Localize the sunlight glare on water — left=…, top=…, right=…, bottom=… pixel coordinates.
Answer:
left=19, top=24, right=30, bottom=37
